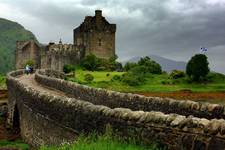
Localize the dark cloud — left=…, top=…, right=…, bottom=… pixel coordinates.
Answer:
left=0, top=0, right=225, bottom=73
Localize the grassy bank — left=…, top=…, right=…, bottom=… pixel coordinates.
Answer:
left=40, top=129, right=162, bottom=150
left=71, top=70, right=225, bottom=93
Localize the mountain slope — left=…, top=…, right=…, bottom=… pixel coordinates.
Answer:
left=125, top=55, right=186, bottom=72
left=0, top=18, right=37, bottom=74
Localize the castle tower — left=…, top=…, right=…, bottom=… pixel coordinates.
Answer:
left=73, top=10, right=116, bottom=59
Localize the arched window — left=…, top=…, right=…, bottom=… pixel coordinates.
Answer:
left=98, top=39, right=102, bottom=46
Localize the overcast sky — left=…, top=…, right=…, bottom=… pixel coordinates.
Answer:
left=0, top=0, right=225, bottom=73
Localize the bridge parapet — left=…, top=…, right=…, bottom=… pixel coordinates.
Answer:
left=6, top=69, right=225, bottom=149
left=36, top=69, right=225, bottom=120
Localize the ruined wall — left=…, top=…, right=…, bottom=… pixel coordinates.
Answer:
left=7, top=69, right=225, bottom=149
left=36, top=69, right=225, bottom=120
left=16, top=40, right=41, bottom=69
left=40, top=44, right=83, bottom=71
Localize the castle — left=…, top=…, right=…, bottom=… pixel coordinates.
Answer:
left=16, top=10, right=116, bottom=71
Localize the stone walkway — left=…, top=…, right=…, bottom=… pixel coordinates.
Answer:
left=18, top=74, right=67, bottom=98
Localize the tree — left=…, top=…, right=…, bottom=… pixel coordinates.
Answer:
left=84, top=74, right=94, bottom=83
left=80, top=54, right=100, bottom=71
left=63, top=64, right=76, bottom=74
left=137, top=56, right=162, bottom=74
left=124, top=62, right=138, bottom=71
left=186, top=54, right=210, bottom=81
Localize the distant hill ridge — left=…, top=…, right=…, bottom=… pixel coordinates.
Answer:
left=124, top=55, right=187, bottom=72
left=0, top=18, right=37, bottom=74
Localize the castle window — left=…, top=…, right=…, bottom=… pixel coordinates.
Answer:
left=98, top=39, right=102, bottom=46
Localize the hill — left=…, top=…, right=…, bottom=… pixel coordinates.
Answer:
left=124, top=55, right=186, bottom=72
left=0, top=18, right=37, bottom=74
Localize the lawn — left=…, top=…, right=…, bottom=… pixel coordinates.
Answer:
left=71, top=70, right=225, bottom=93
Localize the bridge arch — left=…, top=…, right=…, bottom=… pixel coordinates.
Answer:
left=13, top=104, right=20, bottom=129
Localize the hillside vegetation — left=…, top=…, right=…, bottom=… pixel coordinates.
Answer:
left=70, top=70, right=225, bottom=93
left=0, top=18, right=37, bottom=74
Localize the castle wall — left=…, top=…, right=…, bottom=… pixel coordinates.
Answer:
left=86, top=31, right=115, bottom=59
left=40, top=44, right=83, bottom=72
left=16, top=41, right=40, bottom=69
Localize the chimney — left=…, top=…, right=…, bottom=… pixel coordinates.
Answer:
left=95, top=10, right=102, bottom=28
left=95, top=10, right=102, bottom=18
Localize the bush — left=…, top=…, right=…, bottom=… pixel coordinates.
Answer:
left=80, top=54, right=100, bottom=71
left=111, top=75, right=121, bottom=81
left=121, top=72, right=145, bottom=86
left=80, top=54, right=121, bottom=71
left=24, top=60, right=34, bottom=67
left=186, top=54, right=210, bottom=81
left=124, top=62, right=138, bottom=71
left=106, top=73, right=110, bottom=77
left=207, top=72, right=225, bottom=83
left=84, top=74, right=94, bottom=83
left=137, top=56, right=162, bottom=74
left=63, top=64, right=76, bottom=74
left=169, top=70, right=185, bottom=79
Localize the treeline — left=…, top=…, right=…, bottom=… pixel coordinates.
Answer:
left=64, top=53, right=214, bottom=86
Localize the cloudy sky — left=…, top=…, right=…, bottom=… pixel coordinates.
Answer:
left=0, top=0, right=225, bottom=73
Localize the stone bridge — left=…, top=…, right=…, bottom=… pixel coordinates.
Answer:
left=6, top=69, right=225, bottom=150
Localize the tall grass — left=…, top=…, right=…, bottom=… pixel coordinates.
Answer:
left=40, top=127, right=163, bottom=150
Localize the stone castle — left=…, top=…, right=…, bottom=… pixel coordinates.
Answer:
left=16, top=10, right=116, bottom=71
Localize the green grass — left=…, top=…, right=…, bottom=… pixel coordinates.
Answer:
left=74, top=70, right=125, bottom=82
left=40, top=129, right=162, bottom=150
left=0, top=75, right=6, bottom=89
left=71, top=70, right=225, bottom=93
left=0, top=140, right=29, bottom=150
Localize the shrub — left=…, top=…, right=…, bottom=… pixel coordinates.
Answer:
left=207, top=72, right=225, bottom=83
left=106, top=73, right=110, bottom=77
left=80, top=54, right=120, bottom=71
left=124, top=62, right=138, bottom=71
left=63, top=64, right=76, bottom=74
left=84, top=74, right=94, bottom=83
left=80, top=54, right=100, bottom=71
left=111, top=75, right=121, bottom=81
left=169, top=70, right=185, bottom=79
left=24, top=60, right=34, bottom=67
left=137, top=56, right=162, bottom=74
left=121, top=72, right=145, bottom=86
left=186, top=54, right=210, bottom=81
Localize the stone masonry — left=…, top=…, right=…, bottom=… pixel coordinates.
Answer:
left=15, top=10, right=116, bottom=71
left=6, top=69, right=225, bottom=149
